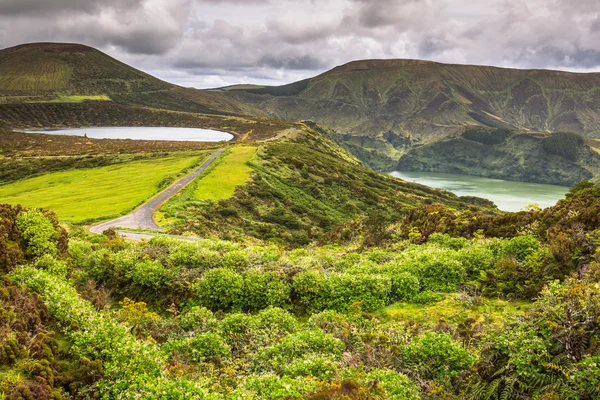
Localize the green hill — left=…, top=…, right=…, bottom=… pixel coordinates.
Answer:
left=0, top=42, right=261, bottom=116
left=221, top=59, right=600, bottom=139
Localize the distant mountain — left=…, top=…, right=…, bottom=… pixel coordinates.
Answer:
left=0, top=42, right=261, bottom=116
left=218, top=59, right=600, bottom=140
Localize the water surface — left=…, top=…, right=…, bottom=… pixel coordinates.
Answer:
left=389, top=171, right=569, bottom=212
left=25, top=127, right=234, bottom=142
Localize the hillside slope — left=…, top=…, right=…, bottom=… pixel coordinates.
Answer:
left=219, top=59, right=600, bottom=140
left=0, top=42, right=261, bottom=116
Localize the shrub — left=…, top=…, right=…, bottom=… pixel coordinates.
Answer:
left=328, top=274, right=391, bottom=311
left=283, top=355, right=338, bottom=379
left=167, top=333, right=231, bottom=363
left=166, top=244, right=221, bottom=271
left=388, top=272, right=420, bottom=302
left=195, top=268, right=244, bottom=311
left=243, top=271, right=291, bottom=311
left=15, top=209, right=58, bottom=258
left=126, top=257, right=167, bottom=289
left=364, top=369, right=421, bottom=400
left=402, top=332, right=476, bottom=381
left=255, top=330, right=344, bottom=373
left=402, top=252, right=467, bottom=292
left=34, top=254, right=69, bottom=278
left=500, top=235, right=541, bottom=261
left=178, top=306, right=218, bottom=333
left=221, top=250, right=250, bottom=271
left=292, top=271, right=332, bottom=313
left=456, top=245, right=496, bottom=275
left=428, top=233, right=469, bottom=250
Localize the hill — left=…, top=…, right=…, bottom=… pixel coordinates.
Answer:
left=0, top=42, right=261, bottom=116
left=220, top=59, right=600, bottom=139
left=217, top=59, right=600, bottom=183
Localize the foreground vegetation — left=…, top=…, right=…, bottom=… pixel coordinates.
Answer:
left=1, top=181, right=600, bottom=399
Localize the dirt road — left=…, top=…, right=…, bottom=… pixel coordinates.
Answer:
left=90, top=149, right=223, bottom=235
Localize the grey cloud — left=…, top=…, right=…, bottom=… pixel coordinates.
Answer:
left=0, top=0, right=143, bottom=16
left=259, top=54, right=325, bottom=70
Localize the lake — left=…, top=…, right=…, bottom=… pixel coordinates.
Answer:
left=24, top=127, right=234, bottom=142
left=388, top=171, right=569, bottom=212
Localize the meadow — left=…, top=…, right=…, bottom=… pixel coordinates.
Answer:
left=193, top=146, right=257, bottom=201
left=0, top=154, right=202, bottom=222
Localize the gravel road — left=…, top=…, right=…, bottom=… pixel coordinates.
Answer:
left=90, top=149, right=224, bottom=235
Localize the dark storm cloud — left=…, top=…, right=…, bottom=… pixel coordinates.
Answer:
left=2, top=0, right=600, bottom=88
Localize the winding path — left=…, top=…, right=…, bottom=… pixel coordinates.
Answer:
left=90, top=149, right=224, bottom=237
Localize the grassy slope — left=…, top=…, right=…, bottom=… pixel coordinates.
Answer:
left=160, top=125, right=495, bottom=245
left=0, top=154, right=202, bottom=222
left=194, top=146, right=257, bottom=201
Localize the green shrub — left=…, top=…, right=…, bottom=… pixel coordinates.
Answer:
left=243, top=271, right=291, bottom=311
left=456, top=245, right=496, bottom=275
left=221, top=250, right=250, bottom=271
left=402, top=332, right=476, bottom=381
left=428, top=233, right=469, bottom=250
left=389, top=272, right=420, bottom=302
left=178, top=306, right=217, bottom=333
left=328, top=273, right=391, bottom=311
left=402, top=252, right=467, bottom=292
left=292, top=271, right=332, bottom=313
left=500, top=235, right=541, bottom=261
left=127, top=257, right=167, bottom=289
left=34, top=254, right=69, bottom=277
left=16, top=209, right=58, bottom=258
left=364, top=369, right=421, bottom=400
left=166, top=333, right=230, bottom=363
left=255, top=330, right=344, bottom=373
left=282, top=355, right=338, bottom=379
left=166, top=244, right=221, bottom=271
left=195, top=268, right=244, bottom=311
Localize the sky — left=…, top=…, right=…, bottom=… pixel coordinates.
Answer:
left=1, top=0, right=600, bottom=88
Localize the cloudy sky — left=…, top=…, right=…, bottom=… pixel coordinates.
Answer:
left=1, top=0, right=600, bottom=88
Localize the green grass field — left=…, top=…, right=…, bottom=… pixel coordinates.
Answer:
left=193, top=146, right=257, bottom=201
left=0, top=155, right=201, bottom=222
left=43, top=94, right=111, bottom=103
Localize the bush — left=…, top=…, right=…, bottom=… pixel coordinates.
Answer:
left=364, top=369, right=421, bottom=400
left=389, top=272, right=420, bottom=302
left=195, top=268, right=244, bottom=311
left=500, top=235, right=541, bottom=261
left=328, top=274, right=391, bottom=311
left=255, top=330, right=344, bottom=373
left=292, top=271, right=332, bottom=313
left=167, top=333, right=231, bottom=363
left=428, top=233, right=469, bottom=250
left=243, top=271, right=291, bottom=311
left=402, top=251, right=467, bottom=292
left=456, top=244, right=496, bottom=275
left=402, top=332, right=476, bottom=381
left=126, top=257, right=167, bottom=289
left=178, top=306, right=217, bottom=333
left=16, top=209, right=58, bottom=258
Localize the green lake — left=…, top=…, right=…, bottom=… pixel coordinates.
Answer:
left=388, top=171, right=569, bottom=212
